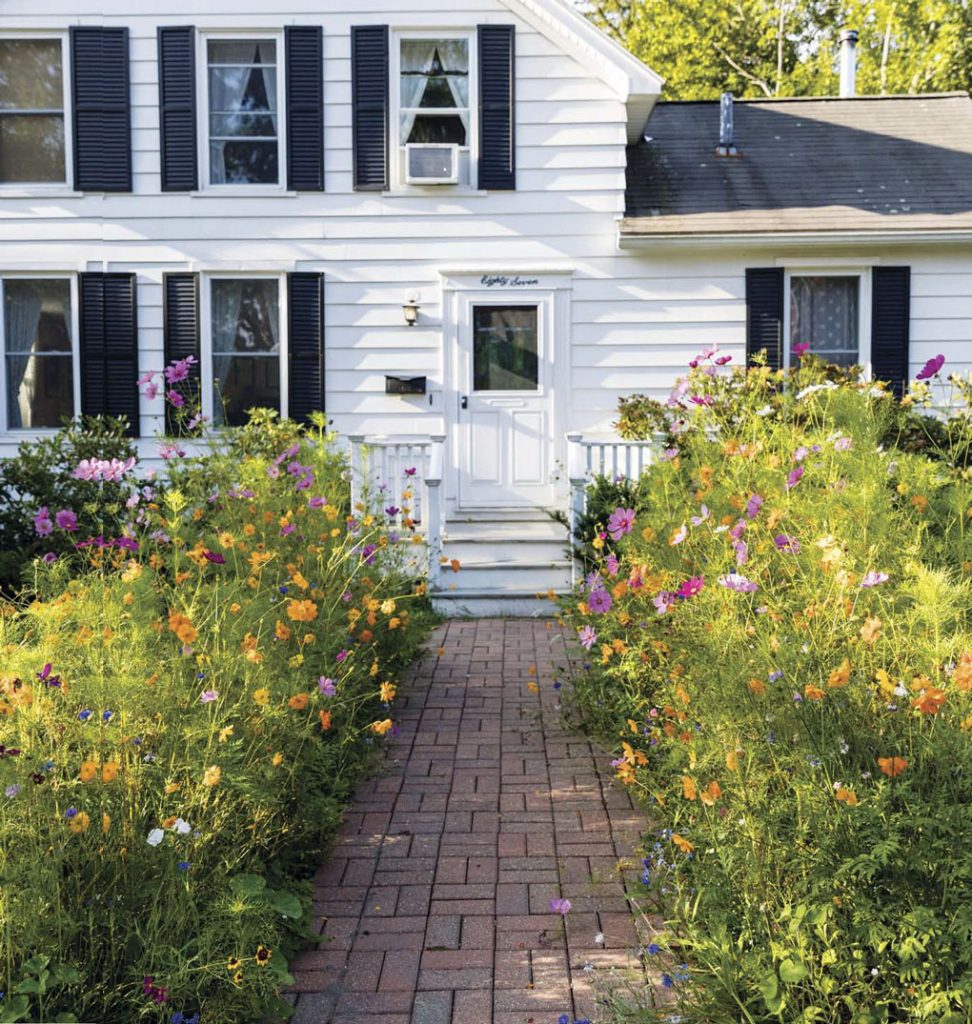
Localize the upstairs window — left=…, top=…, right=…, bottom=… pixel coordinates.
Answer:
left=0, top=37, right=68, bottom=185
left=206, top=38, right=280, bottom=186
left=2, top=277, right=75, bottom=429
left=789, top=275, right=861, bottom=368
left=399, top=39, right=469, bottom=148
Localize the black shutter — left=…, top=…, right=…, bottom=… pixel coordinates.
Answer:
left=163, top=273, right=200, bottom=432
left=871, top=266, right=911, bottom=397
left=79, top=273, right=139, bottom=436
left=70, top=28, right=132, bottom=192
left=288, top=273, right=325, bottom=423
left=158, top=27, right=197, bottom=192
left=351, top=25, right=389, bottom=191
left=286, top=26, right=325, bottom=191
left=745, top=268, right=784, bottom=370
left=478, top=25, right=516, bottom=190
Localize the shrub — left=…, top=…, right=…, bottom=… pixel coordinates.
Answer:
left=0, top=418, right=432, bottom=1023
left=564, top=350, right=972, bottom=1023
left=0, top=417, right=136, bottom=592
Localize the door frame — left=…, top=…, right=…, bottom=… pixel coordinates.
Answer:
left=440, top=269, right=573, bottom=515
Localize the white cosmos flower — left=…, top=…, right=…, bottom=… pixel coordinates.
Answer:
left=174, top=817, right=191, bottom=835
left=147, top=828, right=164, bottom=847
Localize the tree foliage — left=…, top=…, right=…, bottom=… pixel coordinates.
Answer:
left=581, top=0, right=972, bottom=99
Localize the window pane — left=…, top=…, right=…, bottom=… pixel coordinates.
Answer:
left=213, top=356, right=279, bottom=427
left=473, top=306, right=539, bottom=392
left=403, top=114, right=467, bottom=146
left=4, top=277, right=73, bottom=429
left=790, top=276, right=859, bottom=367
left=0, top=39, right=63, bottom=110
left=211, top=279, right=279, bottom=354
left=207, top=41, right=278, bottom=185
left=0, top=113, right=65, bottom=183
left=400, top=40, right=469, bottom=146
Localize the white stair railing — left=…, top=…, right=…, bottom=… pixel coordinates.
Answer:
left=348, top=434, right=446, bottom=586
left=565, top=431, right=660, bottom=586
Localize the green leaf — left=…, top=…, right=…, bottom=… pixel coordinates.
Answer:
left=0, top=993, right=30, bottom=1023
left=229, top=873, right=267, bottom=898
left=12, top=979, right=42, bottom=996
left=51, top=964, right=82, bottom=985
left=821, top=948, right=837, bottom=967
left=758, top=972, right=781, bottom=1011
left=269, top=890, right=303, bottom=919
left=53, top=1014, right=79, bottom=1022
left=780, top=958, right=809, bottom=984
left=21, top=955, right=49, bottom=976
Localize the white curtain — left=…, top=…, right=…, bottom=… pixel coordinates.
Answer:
left=790, top=276, right=859, bottom=367
left=5, top=281, right=44, bottom=428
left=212, top=280, right=247, bottom=399
left=208, top=57, right=277, bottom=184
left=399, top=41, right=468, bottom=144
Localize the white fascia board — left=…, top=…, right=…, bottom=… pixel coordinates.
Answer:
left=618, top=228, right=972, bottom=250
left=503, top=0, right=663, bottom=143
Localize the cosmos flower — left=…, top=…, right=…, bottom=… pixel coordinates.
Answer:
left=549, top=897, right=572, bottom=915
left=786, top=466, right=805, bottom=490
left=33, top=507, right=54, bottom=537
left=677, top=576, right=704, bottom=599
left=774, top=534, right=800, bottom=553
left=318, top=677, right=337, bottom=696
left=607, top=507, right=636, bottom=541
left=588, top=588, right=614, bottom=614
left=745, top=494, right=763, bottom=520
left=653, top=591, right=676, bottom=615
left=718, top=573, right=757, bottom=593
left=860, top=571, right=889, bottom=588
left=55, top=509, right=78, bottom=532
left=578, top=625, right=597, bottom=650
left=793, top=342, right=810, bottom=357
left=915, top=354, right=945, bottom=380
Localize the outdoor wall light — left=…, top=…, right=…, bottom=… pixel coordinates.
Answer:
left=402, top=294, right=421, bottom=327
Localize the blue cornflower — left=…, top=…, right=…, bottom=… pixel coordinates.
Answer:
left=646, top=943, right=661, bottom=955
left=558, top=1015, right=570, bottom=1024
left=78, top=709, right=93, bottom=722
left=195, top=672, right=205, bottom=679
left=278, top=586, right=288, bottom=594
left=675, top=964, right=690, bottom=981
left=661, top=973, right=674, bottom=988
left=102, top=709, right=114, bottom=723
left=171, top=1014, right=184, bottom=1024
left=177, top=861, right=190, bottom=872
left=65, top=807, right=78, bottom=819
left=553, top=681, right=562, bottom=690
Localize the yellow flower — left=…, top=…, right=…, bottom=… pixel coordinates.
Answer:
left=835, top=786, right=859, bottom=806
left=227, top=957, right=241, bottom=972
left=219, top=531, right=235, bottom=549
left=253, top=689, right=270, bottom=707
left=272, top=752, right=284, bottom=767
left=202, top=765, right=221, bottom=787
left=672, top=833, right=694, bottom=854
left=275, top=620, right=292, bottom=641
left=370, top=719, right=393, bottom=736
left=287, top=599, right=318, bottom=622
left=68, top=811, right=91, bottom=834
left=379, top=682, right=396, bottom=703
left=381, top=599, right=396, bottom=615
left=389, top=617, right=401, bottom=630
left=164, top=782, right=180, bottom=794
left=860, top=616, right=882, bottom=645
left=102, top=813, right=111, bottom=832
left=123, top=591, right=135, bottom=606
left=229, top=602, right=242, bottom=615
left=79, top=760, right=98, bottom=783
left=255, top=945, right=272, bottom=967
left=101, top=761, right=119, bottom=783
left=219, top=726, right=234, bottom=743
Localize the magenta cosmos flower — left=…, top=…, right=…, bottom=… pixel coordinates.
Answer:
left=916, top=354, right=945, bottom=381
left=786, top=466, right=805, bottom=490
left=677, top=576, right=704, bottom=599
left=793, top=342, right=810, bottom=357
left=588, top=588, right=614, bottom=614
left=774, top=534, right=801, bottom=553
left=607, top=507, right=636, bottom=541
left=745, top=494, right=763, bottom=520
left=33, top=507, right=53, bottom=537
left=55, top=509, right=78, bottom=532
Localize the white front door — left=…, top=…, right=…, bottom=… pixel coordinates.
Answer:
left=456, top=295, right=556, bottom=508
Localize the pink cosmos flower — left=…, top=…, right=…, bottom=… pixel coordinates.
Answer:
left=715, top=354, right=732, bottom=366
left=745, top=494, right=763, bottom=520
left=834, top=436, right=853, bottom=452
left=199, top=690, right=219, bottom=703
left=549, top=897, right=572, bottom=915
left=733, top=539, right=749, bottom=567
left=690, top=505, right=710, bottom=527
left=774, top=534, right=800, bottom=553
left=578, top=625, right=597, bottom=650
left=786, top=466, right=805, bottom=490
left=670, top=523, right=688, bottom=546
left=319, top=677, right=337, bottom=696
left=659, top=447, right=679, bottom=462
left=793, top=342, right=810, bottom=357
left=690, top=395, right=714, bottom=407
left=588, top=588, right=614, bottom=614
left=915, top=354, right=945, bottom=381
left=144, top=381, right=159, bottom=401
left=607, top=507, right=636, bottom=541
left=309, top=496, right=326, bottom=509
left=677, top=576, right=704, bottom=599
left=653, top=591, right=676, bottom=615
left=729, top=519, right=746, bottom=541
left=163, top=355, right=197, bottom=384
left=860, top=571, right=889, bottom=588
left=718, top=573, right=758, bottom=594
left=55, top=509, right=78, bottom=532
left=605, top=554, right=620, bottom=577
left=33, top=507, right=53, bottom=537
left=167, top=389, right=185, bottom=408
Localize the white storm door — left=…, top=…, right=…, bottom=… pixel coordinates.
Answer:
left=457, top=298, right=556, bottom=508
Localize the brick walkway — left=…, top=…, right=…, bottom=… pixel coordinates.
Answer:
left=289, top=619, right=653, bottom=1024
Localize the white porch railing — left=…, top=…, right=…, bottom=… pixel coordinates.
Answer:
left=348, top=434, right=445, bottom=587
left=565, top=431, right=661, bottom=586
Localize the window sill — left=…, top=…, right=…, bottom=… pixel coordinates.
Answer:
left=0, top=188, right=83, bottom=198
left=190, top=189, right=298, bottom=199
left=382, top=188, right=488, bottom=198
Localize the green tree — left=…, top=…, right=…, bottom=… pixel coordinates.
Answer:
left=581, top=0, right=971, bottom=99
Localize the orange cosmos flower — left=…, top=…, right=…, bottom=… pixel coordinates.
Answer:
left=877, top=756, right=908, bottom=778
left=672, top=834, right=694, bottom=854
left=79, top=760, right=97, bottom=783
left=681, top=776, right=698, bottom=801
left=167, top=611, right=198, bottom=646
left=319, top=709, right=332, bottom=731
left=69, top=811, right=91, bottom=834
left=804, top=684, right=825, bottom=701
left=912, top=688, right=947, bottom=715
left=286, top=599, right=318, bottom=622
left=748, top=678, right=766, bottom=696
left=287, top=693, right=309, bottom=711
left=101, top=761, right=119, bottom=783
left=952, top=651, right=972, bottom=692
left=370, top=719, right=393, bottom=736
left=835, top=786, right=859, bottom=806
left=827, top=658, right=851, bottom=688
left=700, top=780, right=722, bottom=806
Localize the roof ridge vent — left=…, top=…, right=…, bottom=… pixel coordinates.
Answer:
left=716, top=92, right=737, bottom=156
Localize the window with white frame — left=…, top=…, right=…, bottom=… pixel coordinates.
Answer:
left=1, top=276, right=75, bottom=429
left=395, top=34, right=473, bottom=185
left=0, top=36, right=68, bottom=185
left=208, top=277, right=282, bottom=426
left=787, top=273, right=864, bottom=369
left=205, top=37, right=281, bottom=186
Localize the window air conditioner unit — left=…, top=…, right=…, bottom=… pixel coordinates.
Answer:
left=405, top=144, right=460, bottom=185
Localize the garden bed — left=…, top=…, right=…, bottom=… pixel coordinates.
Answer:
left=565, top=353, right=972, bottom=1022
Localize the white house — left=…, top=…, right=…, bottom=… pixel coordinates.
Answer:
left=1, top=0, right=971, bottom=613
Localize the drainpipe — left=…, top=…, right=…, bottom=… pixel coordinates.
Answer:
left=839, top=29, right=859, bottom=98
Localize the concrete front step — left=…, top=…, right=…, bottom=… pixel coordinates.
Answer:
left=443, top=560, right=572, bottom=593
left=442, top=537, right=570, bottom=564
left=430, top=588, right=563, bottom=618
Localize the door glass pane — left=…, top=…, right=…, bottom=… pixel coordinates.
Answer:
left=4, top=278, right=73, bottom=428
left=473, top=306, right=539, bottom=392
left=790, top=276, right=860, bottom=367
left=207, top=39, right=279, bottom=185
left=211, top=278, right=280, bottom=425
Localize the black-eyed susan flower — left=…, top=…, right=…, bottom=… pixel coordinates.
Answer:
left=255, top=945, right=271, bottom=967
left=226, top=957, right=241, bottom=972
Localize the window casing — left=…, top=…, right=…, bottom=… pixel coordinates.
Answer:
left=0, top=274, right=79, bottom=431
left=391, top=31, right=477, bottom=189
left=0, top=34, right=71, bottom=187
left=200, top=33, right=285, bottom=189
left=202, top=275, right=287, bottom=425
left=784, top=269, right=871, bottom=372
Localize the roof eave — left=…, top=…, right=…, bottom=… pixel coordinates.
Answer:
left=618, top=226, right=972, bottom=249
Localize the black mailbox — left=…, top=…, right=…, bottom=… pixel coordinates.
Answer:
left=385, top=376, right=427, bottom=395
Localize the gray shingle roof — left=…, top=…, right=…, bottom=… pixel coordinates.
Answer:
left=622, top=93, right=972, bottom=237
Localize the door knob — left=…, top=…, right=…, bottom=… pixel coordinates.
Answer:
left=461, top=396, right=468, bottom=410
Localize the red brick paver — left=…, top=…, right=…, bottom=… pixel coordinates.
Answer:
left=289, top=620, right=653, bottom=1024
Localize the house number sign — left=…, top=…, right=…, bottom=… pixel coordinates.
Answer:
left=480, top=274, right=540, bottom=288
